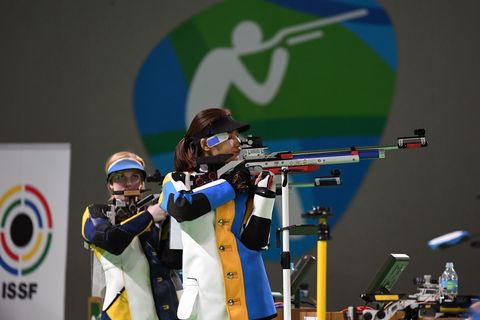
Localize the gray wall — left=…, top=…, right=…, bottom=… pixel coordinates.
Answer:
left=1, top=1, right=480, bottom=319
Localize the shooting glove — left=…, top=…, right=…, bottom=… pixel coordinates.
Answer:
left=220, top=162, right=251, bottom=194
left=254, top=171, right=276, bottom=198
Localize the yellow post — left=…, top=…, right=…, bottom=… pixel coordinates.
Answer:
left=303, top=207, right=331, bottom=320
left=317, top=238, right=327, bottom=320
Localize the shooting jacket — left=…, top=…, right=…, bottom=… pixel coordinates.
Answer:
left=160, top=172, right=277, bottom=320
left=81, top=204, right=180, bottom=320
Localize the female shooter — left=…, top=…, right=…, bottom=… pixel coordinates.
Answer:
left=160, top=108, right=277, bottom=320
left=81, top=151, right=181, bottom=320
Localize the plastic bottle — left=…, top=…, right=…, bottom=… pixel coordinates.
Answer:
left=440, top=262, right=458, bottom=296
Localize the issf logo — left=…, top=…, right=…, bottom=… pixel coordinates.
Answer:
left=0, top=185, right=52, bottom=277
left=134, top=0, right=396, bottom=260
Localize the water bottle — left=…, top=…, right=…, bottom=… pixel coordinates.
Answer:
left=440, top=262, right=458, bottom=296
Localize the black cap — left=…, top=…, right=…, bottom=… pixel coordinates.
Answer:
left=193, top=115, right=250, bottom=142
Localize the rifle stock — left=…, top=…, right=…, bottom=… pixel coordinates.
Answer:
left=187, top=129, right=427, bottom=189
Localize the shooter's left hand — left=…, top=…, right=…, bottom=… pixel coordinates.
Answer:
left=147, top=204, right=168, bottom=223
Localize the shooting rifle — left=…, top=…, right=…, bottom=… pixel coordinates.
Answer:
left=195, top=128, right=428, bottom=188
left=106, top=190, right=158, bottom=224
left=361, top=274, right=476, bottom=320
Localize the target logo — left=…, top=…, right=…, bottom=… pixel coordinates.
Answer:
left=0, top=184, right=53, bottom=276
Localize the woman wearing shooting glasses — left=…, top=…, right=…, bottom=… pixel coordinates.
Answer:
left=82, top=151, right=181, bottom=320
left=160, top=108, right=277, bottom=320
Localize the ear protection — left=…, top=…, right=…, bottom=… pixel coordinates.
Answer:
left=206, top=132, right=230, bottom=148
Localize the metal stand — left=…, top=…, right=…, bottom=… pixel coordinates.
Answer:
left=281, top=167, right=292, bottom=320
left=276, top=169, right=340, bottom=320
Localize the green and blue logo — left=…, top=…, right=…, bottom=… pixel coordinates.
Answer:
left=134, top=0, right=396, bottom=259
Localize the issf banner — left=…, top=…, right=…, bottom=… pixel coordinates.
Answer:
left=0, top=144, right=70, bottom=319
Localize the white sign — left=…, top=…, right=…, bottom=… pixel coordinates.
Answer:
left=0, top=144, right=70, bottom=320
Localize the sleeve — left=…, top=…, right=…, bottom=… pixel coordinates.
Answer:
left=81, top=204, right=154, bottom=255
left=240, top=174, right=276, bottom=250
left=159, top=172, right=236, bottom=223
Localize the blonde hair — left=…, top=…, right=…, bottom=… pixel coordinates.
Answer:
left=105, top=151, right=145, bottom=176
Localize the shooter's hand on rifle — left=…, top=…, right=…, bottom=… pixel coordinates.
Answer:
left=147, top=203, right=168, bottom=223
left=220, top=161, right=251, bottom=194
